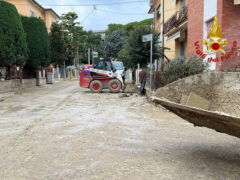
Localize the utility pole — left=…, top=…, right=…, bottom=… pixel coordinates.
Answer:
left=150, top=36, right=153, bottom=91
left=61, top=23, right=66, bottom=80
left=88, top=48, right=90, bottom=64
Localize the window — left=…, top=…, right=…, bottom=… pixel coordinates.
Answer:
left=234, top=0, right=240, bottom=5
left=180, top=0, right=186, bottom=9
left=206, top=18, right=214, bottom=50
left=93, top=59, right=112, bottom=71
left=157, top=5, right=161, bottom=19
left=30, top=10, right=36, bottom=17
left=157, top=33, right=162, bottom=47
left=206, top=18, right=214, bottom=38
left=112, top=62, right=124, bottom=70
left=179, top=41, right=185, bottom=59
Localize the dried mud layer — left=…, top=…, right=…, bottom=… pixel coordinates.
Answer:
left=155, top=72, right=240, bottom=117
left=0, top=81, right=239, bottom=179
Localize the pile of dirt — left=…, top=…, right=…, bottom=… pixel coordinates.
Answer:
left=155, top=72, right=240, bottom=117
left=124, top=81, right=139, bottom=93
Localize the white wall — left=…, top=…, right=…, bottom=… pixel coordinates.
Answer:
left=203, top=0, right=217, bottom=70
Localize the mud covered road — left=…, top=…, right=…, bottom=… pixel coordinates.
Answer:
left=0, top=81, right=239, bottom=179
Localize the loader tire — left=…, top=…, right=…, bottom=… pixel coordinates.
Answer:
left=108, top=79, right=121, bottom=93
left=90, top=80, right=103, bottom=93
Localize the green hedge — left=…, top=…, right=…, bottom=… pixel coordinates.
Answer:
left=160, top=56, right=209, bottom=87
left=21, top=16, right=51, bottom=68
left=0, top=1, right=28, bottom=66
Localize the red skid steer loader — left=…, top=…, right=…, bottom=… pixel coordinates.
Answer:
left=79, top=59, right=124, bottom=93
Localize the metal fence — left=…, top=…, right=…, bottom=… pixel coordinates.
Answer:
left=139, top=71, right=161, bottom=91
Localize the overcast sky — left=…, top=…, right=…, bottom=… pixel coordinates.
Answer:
left=37, top=0, right=153, bottom=31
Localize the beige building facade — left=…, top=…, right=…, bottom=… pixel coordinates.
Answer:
left=6, top=0, right=59, bottom=32
left=149, top=0, right=188, bottom=60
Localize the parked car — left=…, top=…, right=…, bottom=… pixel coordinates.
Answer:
left=112, top=61, right=125, bottom=78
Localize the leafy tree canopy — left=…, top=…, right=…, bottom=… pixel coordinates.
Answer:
left=103, top=29, right=126, bottom=58
left=61, top=12, right=79, bottom=34
left=0, top=1, right=27, bottom=66
left=105, top=18, right=153, bottom=36
left=21, top=16, right=51, bottom=68
left=119, top=26, right=159, bottom=69
left=105, top=24, right=124, bottom=35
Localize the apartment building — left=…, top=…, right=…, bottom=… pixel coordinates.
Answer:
left=150, top=0, right=240, bottom=71
left=149, top=0, right=188, bottom=60
left=6, top=0, right=59, bottom=32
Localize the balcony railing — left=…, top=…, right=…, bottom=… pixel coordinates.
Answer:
left=163, top=6, right=188, bottom=34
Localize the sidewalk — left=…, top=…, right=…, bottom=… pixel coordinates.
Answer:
left=0, top=79, right=78, bottom=100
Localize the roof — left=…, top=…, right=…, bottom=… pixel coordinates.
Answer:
left=31, top=0, right=60, bottom=19
left=44, top=9, right=60, bottom=19
left=93, top=30, right=106, bottom=33
left=148, top=0, right=156, bottom=14
left=148, top=5, right=155, bottom=14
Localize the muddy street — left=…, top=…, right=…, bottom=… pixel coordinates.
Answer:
left=0, top=81, right=239, bottom=179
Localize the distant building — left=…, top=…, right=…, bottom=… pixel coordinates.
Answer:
left=6, top=0, right=60, bottom=32
left=93, top=30, right=106, bottom=40
left=149, top=0, right=188, bottom=60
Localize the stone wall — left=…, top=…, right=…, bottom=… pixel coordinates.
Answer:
left=155, top=72, right=240, bottom=117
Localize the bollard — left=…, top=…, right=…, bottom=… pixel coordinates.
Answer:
left=36, top=70, right=42, bottom=86
left=46, top=72, right=54, bottom=84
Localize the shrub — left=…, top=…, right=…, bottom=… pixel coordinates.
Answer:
left=160, top=56, right=209, bottom=87
left=50, top=23, right=66, bottom=66
left=0, top=1, right=28, bottom=66
left=21, top=16, right=51, bottom=68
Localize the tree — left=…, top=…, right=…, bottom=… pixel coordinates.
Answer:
left=105, top=19, right=153, bottom=37
left=118, top=45, right=130, bottom=67
left=61, top=12, right=79, bottom=35
left=124, top=18, right=153, bottom=36
left=105, top=24, right=124, bottom=35
left=21, top=16, right=51, bottom=68
left=0, top=1, right=27, bottom=66
left=120, top=27, right=159, bottom=68
left=50, top=23, right=66, bottom=66
left=103, top=29, right=126, bottom=58
left=74, top=30, right=102, bottom=64
left=60, top=12, right=79, bottom=66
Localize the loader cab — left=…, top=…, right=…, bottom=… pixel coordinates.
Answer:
left=93, top=59, right=116, bottom=72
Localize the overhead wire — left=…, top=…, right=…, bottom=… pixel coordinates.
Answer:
left=40, top=0, right=148, bottom=7
left=80, top=7, right=95, bottom=24
left=95, top=8, right=148, bottom=15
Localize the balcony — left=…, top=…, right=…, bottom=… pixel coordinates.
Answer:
left=163, top=6, right=188, bottom=35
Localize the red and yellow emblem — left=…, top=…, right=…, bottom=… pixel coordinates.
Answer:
left=204, top=16, right=227, bottom=54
